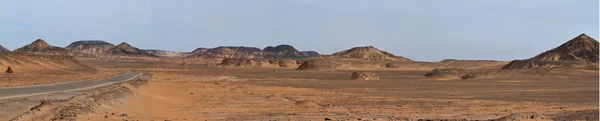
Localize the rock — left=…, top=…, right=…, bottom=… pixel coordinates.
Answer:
left=461, top=74, right=475, bottom=80
left=296, top=59, right=339, bottom=70
left=214, top=79, right=232, bottom=85
left=351, top=72, right=380, bottom=80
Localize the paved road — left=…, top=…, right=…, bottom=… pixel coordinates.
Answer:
left=0, top=72, right=140, bottom=100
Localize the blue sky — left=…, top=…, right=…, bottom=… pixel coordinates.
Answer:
left=0, top=0, right=597, bottom=61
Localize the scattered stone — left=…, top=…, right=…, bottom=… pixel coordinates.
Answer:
left=214, top=79, right=232, bottom=85
left=351, top=72, right=380, bottom=80
left=461, top=74, right=475, bottom=80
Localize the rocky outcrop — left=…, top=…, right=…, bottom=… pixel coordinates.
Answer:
left=300, top=51, right=320, bottom=57
left=529, top=34, right=599, bottom=62
left=65, top=40, right=115, bottom=54
left=144, top=49, right=186, bottom=58
left=501, top=60, right=585, bottom=69
left=14, top=39, right=72, bottom=56
left=351, top=72, right=380, bottom=80
left=100, top=42, right=157, bottom=57
left=296, top=59, right=340, bottom=70
left=187, top=46, right=263, bottom=59
left=0, top=45, right=9, bottom=52
left=332, top=46, right=412, bottom=61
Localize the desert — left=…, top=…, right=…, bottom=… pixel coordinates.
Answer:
left=0, top=1, right=598, bottom=121
left=0, top=33, right=597, bottom=121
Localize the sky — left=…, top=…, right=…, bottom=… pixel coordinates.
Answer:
left=0, top=0, right=597, bottom=61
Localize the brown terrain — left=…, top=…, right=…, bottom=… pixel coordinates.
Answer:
left=0, top=34, right=598, bottom=121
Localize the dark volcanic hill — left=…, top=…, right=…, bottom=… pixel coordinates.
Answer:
left=186, top=46, right=263, bottom=59
left=263, top=44, right=308, bottom=58
left=300, top=51, right=320, bottom=57
left=528, top=33, right=599, bottom=62
left=101, top=42, right=157, bottom=57
left=332, top=46, right=412, bottom=61
left=14, top=39, right=71, bottom=55
left=65, top=40, right=115, bottom=54
left=0, top=45, right=9, bottom=52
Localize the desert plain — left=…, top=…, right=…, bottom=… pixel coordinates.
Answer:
left=0, top=34, right=598, bottom=121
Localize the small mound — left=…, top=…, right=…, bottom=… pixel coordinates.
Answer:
left=501, top=60, right=585, bottom=69
left=277, top=59, right=298, bottom=67
left=351, top=72, right=380, bottom=80
left=296, top=59, right=339, bottom=70
left=294, top=100, right=323, bottom=108
left=214, top=79, right=232, bottom=85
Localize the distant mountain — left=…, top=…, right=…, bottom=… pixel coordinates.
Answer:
left=0, top=45, right=9, bottom=52
left=186, top=46, right=263, bottom=59
left=263, top=44, right=308, bottom=58
left=14, top=39, right=71, bottom=55
left=65, top=40, right=115, bottom=54
left=528, top=33, right=599, bottom=62
left=144, top=49, right=187, bottom=58
left=100, top=42, right=157, bottom=57
left=300, top=51, right=320, bottom=57
left=332, top=46, right=412, bottom=61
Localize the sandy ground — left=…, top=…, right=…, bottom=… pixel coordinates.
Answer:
left=70, top=65, right=598, bottom=121
left=3, top=59, right=598, bottom=120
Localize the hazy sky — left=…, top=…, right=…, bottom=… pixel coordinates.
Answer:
left=0, top=0, right=597, bottom=61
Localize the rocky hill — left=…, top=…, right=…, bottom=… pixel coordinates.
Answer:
left=144, top=49, right=187, bottom=58
left=14, top=39, right=72, bottom=55
left=65, top=40, right=115, bottom=54
left=300, top=51, right=320, bottom=57
left=529, top=34, right=599, bottom=62
left=502, top=34, right=599, bottom=69
left=186, top=46, right=263, bottom=59
left=332, top=46, right=412, bottom=61
left=0, top=45, right=9, bottom=52
left=100, top=42, right=157, bottom=57
left=263, top=44, right=308, bottom=58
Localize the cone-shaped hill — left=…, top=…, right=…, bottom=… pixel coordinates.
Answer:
left=503, top=34, right=599, bottom=69
left=529, top=33, right=599, bottom=62
left=14, top=39, right=71, bottom=55
left=101, top=42, right=157, bottom=57
left=332, top=46, right=412, bottom=61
